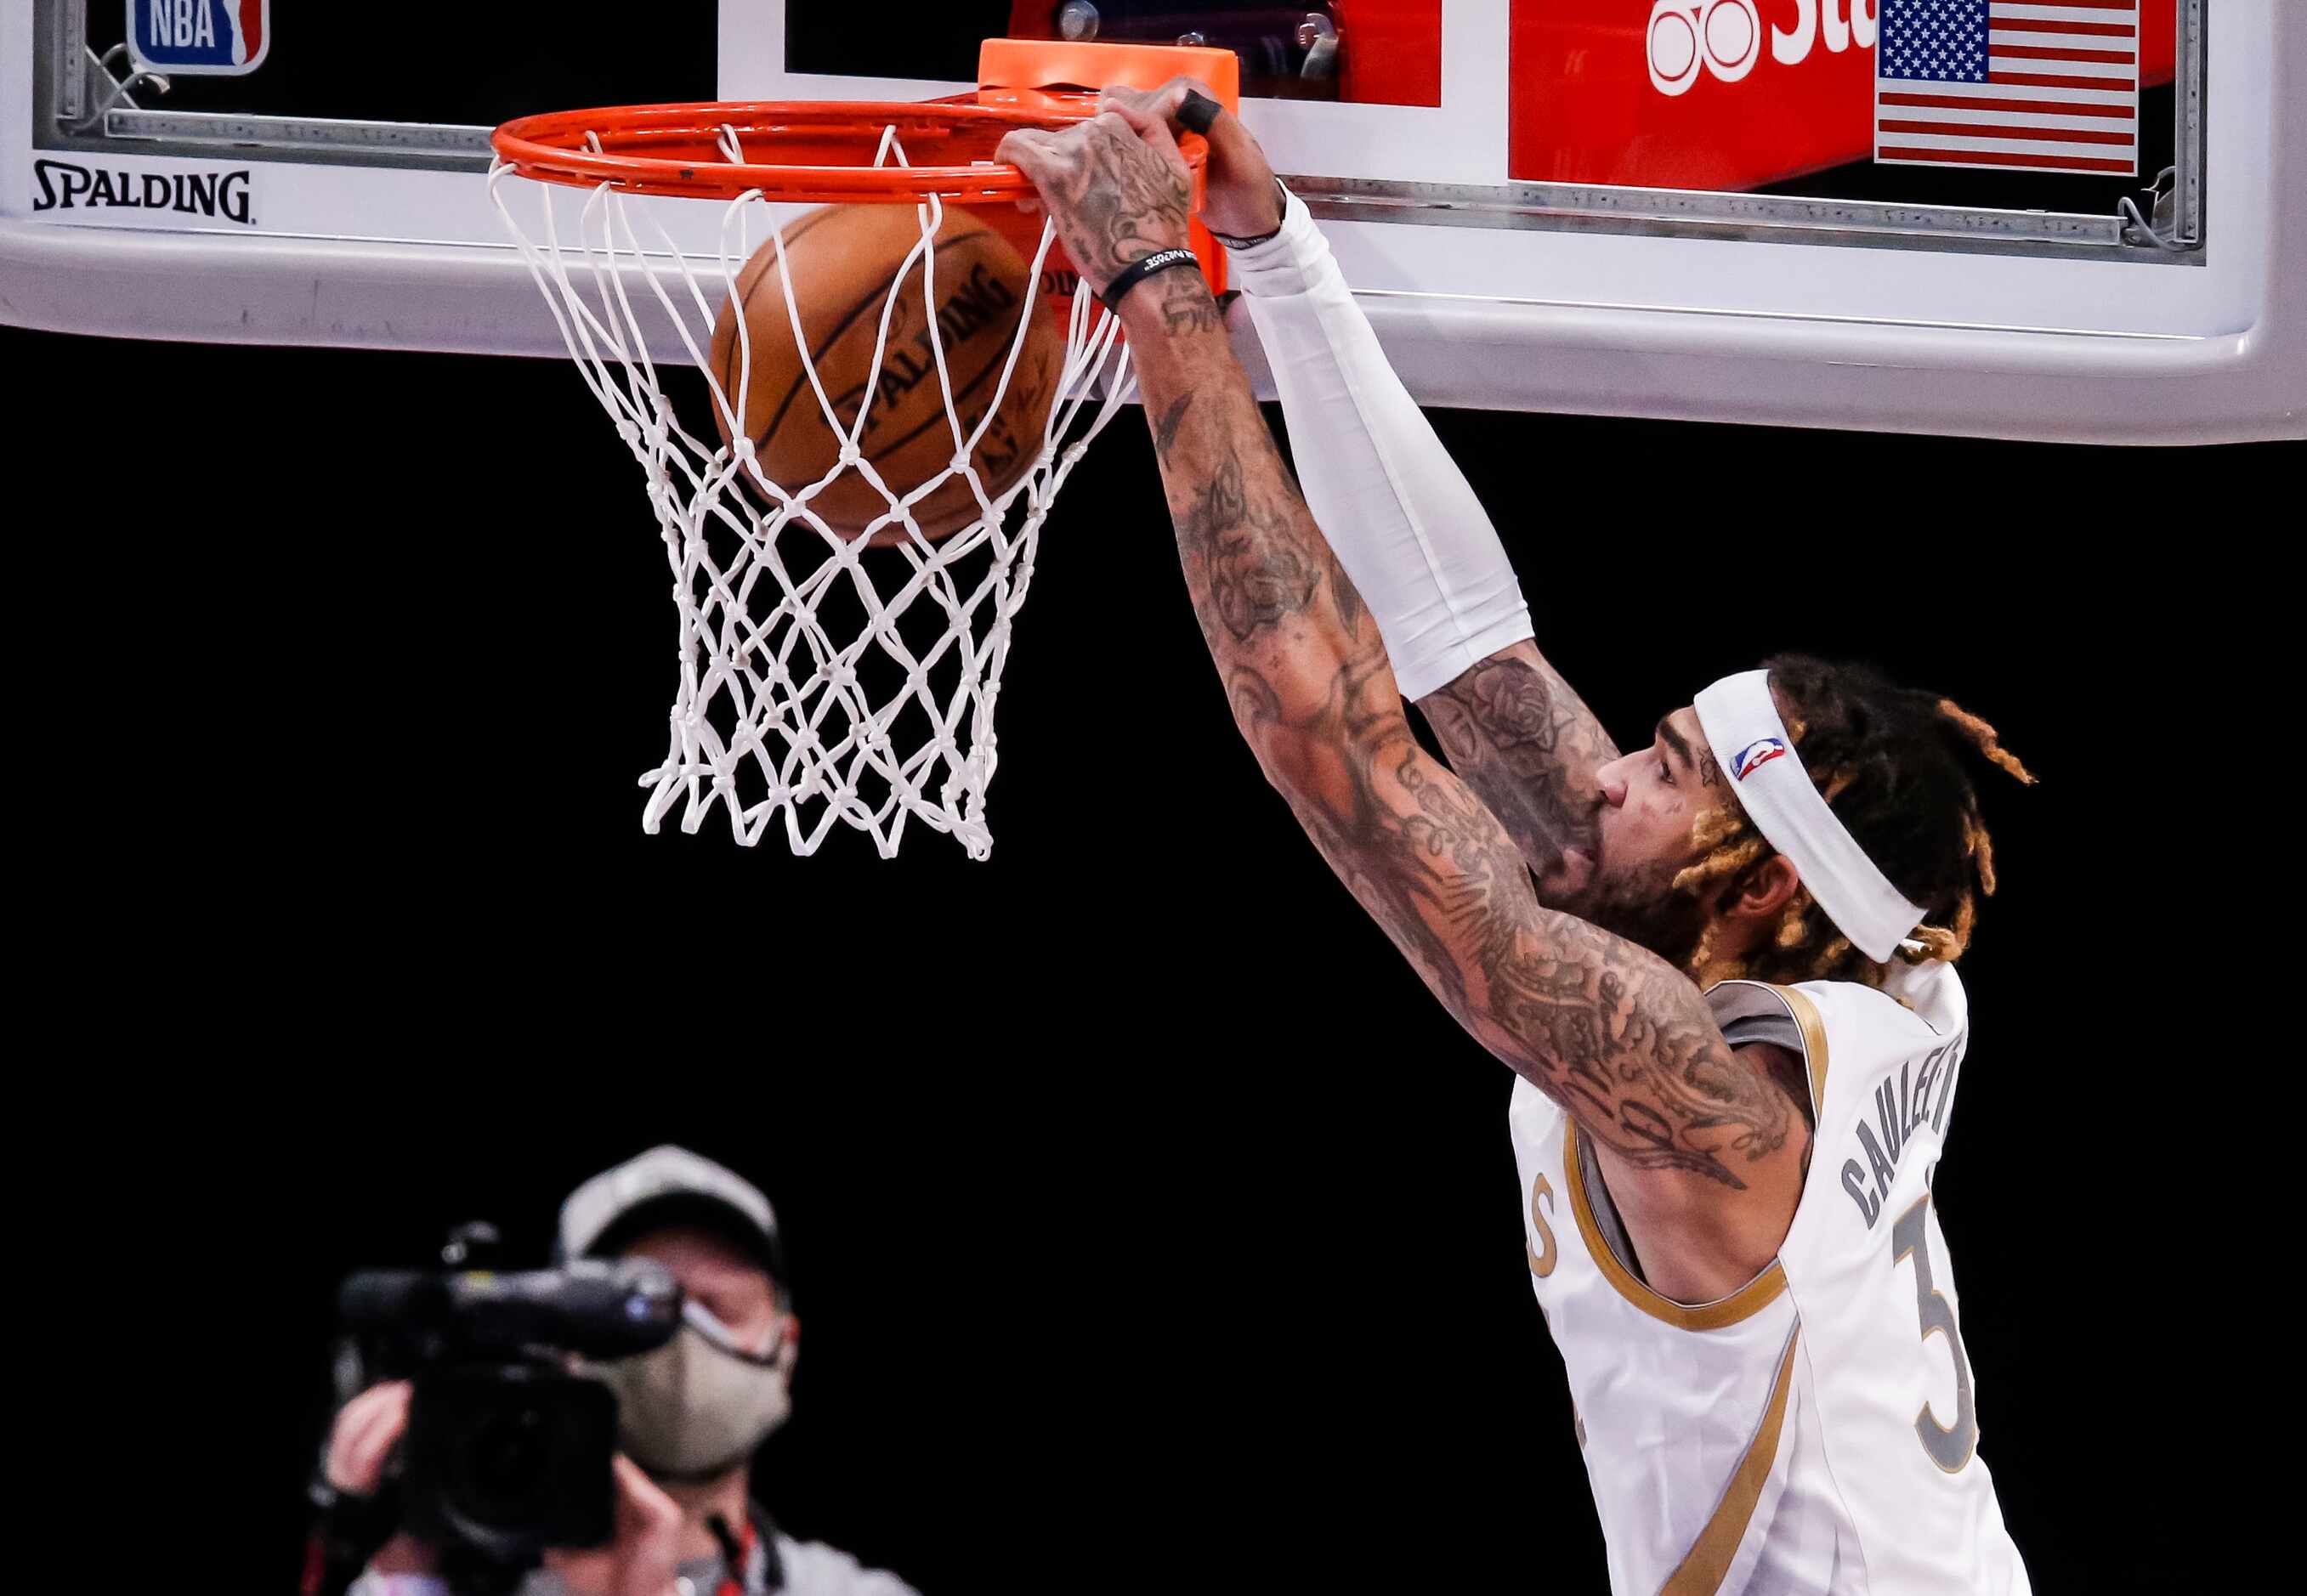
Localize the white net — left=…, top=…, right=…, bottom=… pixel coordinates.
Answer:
left=489, top=126, right=1136, bottom=858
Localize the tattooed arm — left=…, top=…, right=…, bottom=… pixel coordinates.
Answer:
left=1133, top=270, right=1803, bottom=1282
left=1084, top=89, right=1621, bottom=901
left=999, top=111, right=1806, bottom=1289
left=1415, top=647, right=1620, bottom=903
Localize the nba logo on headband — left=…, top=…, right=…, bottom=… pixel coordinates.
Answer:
left=1729, top=737, right=1788, bottom=781
left=1695, top=671, right=1925, bottom=962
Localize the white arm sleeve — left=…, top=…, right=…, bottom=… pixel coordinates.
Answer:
left=1227, top=187, right=1533, bottom=701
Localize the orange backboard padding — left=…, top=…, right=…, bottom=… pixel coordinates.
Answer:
left=966, top=39, right=1233, bottom=314
left=978, top=37, right=1239, bottom=111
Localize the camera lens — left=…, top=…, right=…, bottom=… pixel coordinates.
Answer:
left=405, top=1365, right=619, bottom=1556
left=462, top=1402, right=552, bottom=1523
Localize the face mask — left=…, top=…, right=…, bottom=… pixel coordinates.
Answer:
left=597, top=1299, right=794, bottom=1480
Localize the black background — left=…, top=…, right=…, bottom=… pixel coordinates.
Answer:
left=19, top=6, right=2259, bottom=1588
left=13, top=313, right=2261, bottom=1592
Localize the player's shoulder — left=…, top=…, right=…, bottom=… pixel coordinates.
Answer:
left=1789, top=960, right=1970, bottom=1075
left=1707, top=963, right=1967, bottom=1080
left=1819, top=958, right=1965, bottom=1035
left=773, top=1534, right=923, bottom=1596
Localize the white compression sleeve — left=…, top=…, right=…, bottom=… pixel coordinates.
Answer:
left=1227, top=188, right=1533, bottom=701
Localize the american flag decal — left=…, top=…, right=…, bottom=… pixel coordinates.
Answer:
left=1876, top=1, right=2140, bottom=177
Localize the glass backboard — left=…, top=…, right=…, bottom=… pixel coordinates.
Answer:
left=3, top=1, right=2300, bottom=443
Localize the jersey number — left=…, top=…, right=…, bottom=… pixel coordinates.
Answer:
left=1890, top=1191, right=1978, bottom=1473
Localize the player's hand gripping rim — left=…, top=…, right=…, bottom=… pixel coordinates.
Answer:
left=995, top=109, right=1198, bottom=303
left=1096, top=78, right=1285, bottom=246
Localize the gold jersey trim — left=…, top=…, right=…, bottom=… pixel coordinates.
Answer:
left=1554, top=981, right=1829, bottom=1328
left=1562, top=1130, right=1788, bottom=1330
left=1769, top=983, right=1831, bottom=1121
left=1662, top=1324, right=1805, bottom=1594
left=1704, top=978, right=1833, bottom=1123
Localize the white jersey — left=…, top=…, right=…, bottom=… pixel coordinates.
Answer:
left=1507, top=962, right=2029, bottom=1594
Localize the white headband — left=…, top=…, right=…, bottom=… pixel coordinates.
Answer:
left=1692, top=670, right=1924, bottom=964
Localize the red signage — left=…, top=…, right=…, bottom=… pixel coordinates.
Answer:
left=1510, top=0, right=2174, bottom=189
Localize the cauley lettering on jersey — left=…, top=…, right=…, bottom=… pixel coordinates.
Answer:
left=1507, top=963, right=2031, bottom=1594
left=1840, top=1021, right=1967, bottom=1230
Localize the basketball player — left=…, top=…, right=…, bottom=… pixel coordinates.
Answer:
left=998, top=89, right=2037, bottom=1593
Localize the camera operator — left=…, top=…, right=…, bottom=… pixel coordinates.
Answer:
left=314, top=1146, right=921, bottom=1596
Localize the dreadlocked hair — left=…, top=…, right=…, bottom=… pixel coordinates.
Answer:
left=1677, top=654, right=2036, bottom=993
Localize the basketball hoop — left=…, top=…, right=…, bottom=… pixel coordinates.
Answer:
left=488, top=77, right=1216, bottom=858
left=492, top=100, right=1131, bottom=205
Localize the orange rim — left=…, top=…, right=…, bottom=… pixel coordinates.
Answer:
left=491, top=98, right=1207, bottom=205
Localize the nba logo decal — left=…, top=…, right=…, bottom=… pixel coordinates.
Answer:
left=1729, top=737, right=1788, bottom=780
left=128, top=1, right=269, bottom=76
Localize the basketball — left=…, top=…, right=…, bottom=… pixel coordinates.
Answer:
left=709, top=203, right=1063, bottom=545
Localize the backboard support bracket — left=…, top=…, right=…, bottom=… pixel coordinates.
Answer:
left=101, top=110, right=493, bottom=169
left=2177, top=0, right=2207, bottom=246
left=53, top=0, right=82, bottom=124
left=1288, top=176, right=2188, bottom=267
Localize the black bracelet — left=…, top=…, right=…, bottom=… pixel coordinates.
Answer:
left=1208, top=179, right=1292, bottom=252
left=1100, top=246, right=1201, bottom=312
left=1176, top=89, right=1223, bottom=135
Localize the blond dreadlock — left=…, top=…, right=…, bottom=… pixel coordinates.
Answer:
left=1675, top=656, right=2034, bottom=993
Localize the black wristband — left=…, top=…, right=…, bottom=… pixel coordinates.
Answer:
left=1100, top=246, right=1201, bottom=312
left=1208, top=179, right=1292, bottom=252
left=1176, top=89, right=1223, bottom=135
